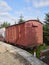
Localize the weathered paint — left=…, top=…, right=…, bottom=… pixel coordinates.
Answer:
left=25, top=20, right=43, bottom=47
left=5, top=20, right=43, bottom=48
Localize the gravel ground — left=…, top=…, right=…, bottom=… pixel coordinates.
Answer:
left=0, top=42, right=31, bottom=65
left=0, top=42, right=47, bottom=65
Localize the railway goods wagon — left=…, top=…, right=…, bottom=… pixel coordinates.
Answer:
left=0, top=28, right=5, bottom=41
left=5, top=20, right=43, bottom=48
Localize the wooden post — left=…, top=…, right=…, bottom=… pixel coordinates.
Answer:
left=34, top=48, right=36, bottom=57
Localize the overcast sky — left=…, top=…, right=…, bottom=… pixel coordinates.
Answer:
left=0, top=0, right=49, bottom=25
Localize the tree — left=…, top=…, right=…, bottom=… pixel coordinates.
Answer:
left=1, top=22, right=10, bottom=27
left=14, top=21, right=16, bottom=24
left=18, top=15, right=25, bottom=24
left=43, top=13, right=49, bottom=45
left=37, top=18, right=40, bottom=21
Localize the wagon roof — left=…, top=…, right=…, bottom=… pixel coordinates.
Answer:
left=6, top=19, right=43, bottom=28
left=26, top=20, right=43, bottom=24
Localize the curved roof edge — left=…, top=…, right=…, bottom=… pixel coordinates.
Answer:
left=6, top=19, right=43, bottom=28
left=25, top=20, right=43, bottom=24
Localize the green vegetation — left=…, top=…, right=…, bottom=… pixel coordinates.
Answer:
left=43, top=13, right=49, bottom=45
left=18, top=15, right=25, bottom=24
left=0, top=22, right=10, bottom=27
left=27, top=44, right=49, bottom=58
left=36, top=44, right=49, bottom=58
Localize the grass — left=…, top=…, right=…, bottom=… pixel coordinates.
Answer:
left=27, top=44, right=49, bottom=58
left=36, top=44, right=49, bottom=58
